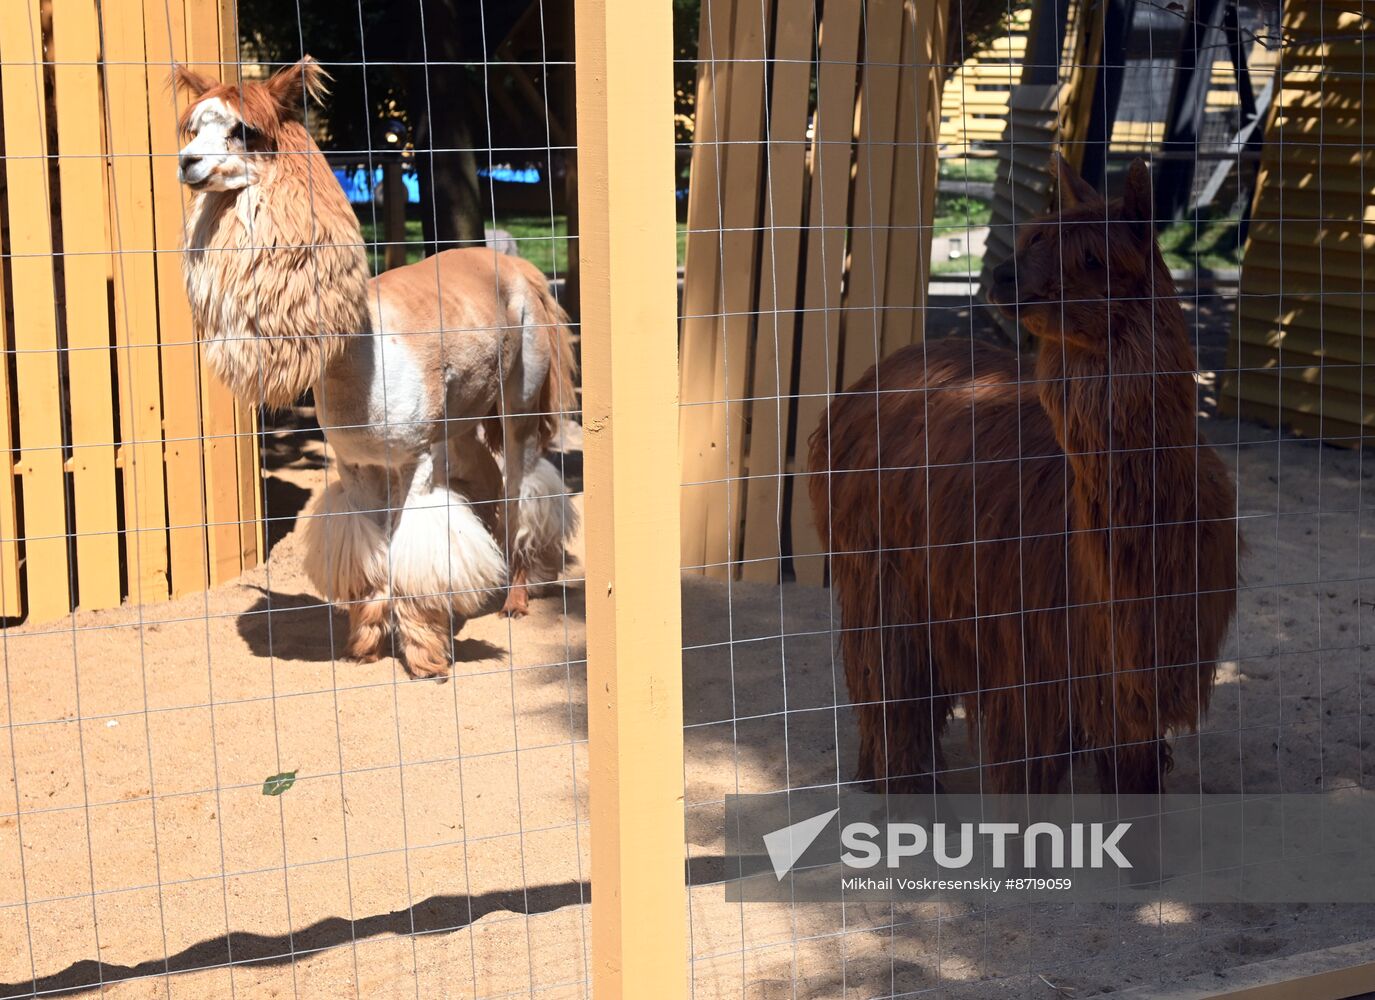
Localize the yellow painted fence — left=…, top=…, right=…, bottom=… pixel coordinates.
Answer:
left=0, top=0, right=261, bottom=624
left=679, top=0, right=950, bottom=585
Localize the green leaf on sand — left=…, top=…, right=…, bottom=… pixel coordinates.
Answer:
left=262, top=770, right=298, bottom=796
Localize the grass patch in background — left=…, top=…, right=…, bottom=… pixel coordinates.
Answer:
left=934, top=194, right=992, bottom=234
left=931, top=254, right=984, bottom=277
left=362, top=215, right=688, bottom=275
left=1157, top=213, right=1244, bottom=273
left=939, top=157, right=998, bottom=184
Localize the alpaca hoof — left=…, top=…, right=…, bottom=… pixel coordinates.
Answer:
left=347, top=642, right=383, bottom=664
left=502, top=585, right=530, bottom=618
left=403, top=653, right=452, bottom=680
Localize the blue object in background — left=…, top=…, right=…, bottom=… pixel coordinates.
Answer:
left=478, top=165, right=541, bottom=185
left=333, top=164, right=542, bottom=205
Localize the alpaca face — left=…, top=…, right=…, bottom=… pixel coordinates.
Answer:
left=987, top=156, right=1161, bottom=354
left=172, top=57, right=331, bottom=194
left=178, top=97, right=261, bottom=192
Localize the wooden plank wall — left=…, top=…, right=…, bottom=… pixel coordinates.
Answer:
left=1225, top=2, right=1374, bottom=442
left=939, top=7, right=1031, bottom=151
left=0, top=0, right=262, bottom=623
left=679, top=0, right=951, bottom=583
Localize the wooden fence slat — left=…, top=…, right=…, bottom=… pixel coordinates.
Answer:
left=914, top=0, right=949, bottom=339
left=52, top=0, right=122, bottom=612
left=144, top=0, right=210, bottom=598
left=840, top=0, right=907, bottom=393
left=0, top=249, right=18, bottom=617
left=0, top=116, right=20, bottom=617
left=101, top=0, right=171, bottom=604
left=880, top=15, right=923, bottom=358
left=213, top=0, right=262, bottom=574
left=678, top=0, right=741, bottom=574
left=185, top=0, right=243, bottom=583
left=788, top=0, right=864, bottom=585
left=235, top=402, right=261, bottom=572
left=0, top=0, right=73, bottom=621
left=739, top=0, right=814, bottom=583
left=697, top=0, right=768, bottom=578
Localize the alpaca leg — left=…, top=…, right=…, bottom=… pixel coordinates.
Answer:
left=979, top=683, right=1072, bottom=794
left=513, top=447, right=578, bottom=592
left=878, top=622, right=947, bottom=793
left=499, top=419, right=534, bottom=618
left=302, top=469, right=390, bottom=662
left=1095, top=738, right=1169, bottom=795
left=835, top=567, right=891, bottom=789
left=390, top=598, right=459, bottom=679
left=388, top=448, right=507, bottom=677
left=346, top=597, right=388, bottom=662
left=844, top=613, right=941, bottom=793
left=448, top=428, right=504, bottom=536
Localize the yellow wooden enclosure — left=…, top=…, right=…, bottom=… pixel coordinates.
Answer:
left=939, top=7, right=1030, bottom=151
left=1226, top=0, right=1375, bottom=442
left=0, top=0, right=262, bottom=624
left=679, top=0, right=950, bottom=585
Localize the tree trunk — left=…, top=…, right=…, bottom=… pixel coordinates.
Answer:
left=410, top=0, right=484, bottom=253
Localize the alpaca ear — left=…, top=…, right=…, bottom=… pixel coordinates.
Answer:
left=1120, top=158, right=1155, bottom=239
left=266, top=56, right=331, bottom=116
left=170, top=64, right=215, bottom=99
left=1052, top=152, right=1098, bottom=208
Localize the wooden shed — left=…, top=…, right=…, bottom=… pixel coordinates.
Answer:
left=1225, top=0, right=1375, bottom=442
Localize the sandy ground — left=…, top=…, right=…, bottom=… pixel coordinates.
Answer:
left=5, top=296, right=1375, bottom=997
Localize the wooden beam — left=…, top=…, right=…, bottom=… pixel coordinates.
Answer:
left=573, top=0, right=687, bottom=996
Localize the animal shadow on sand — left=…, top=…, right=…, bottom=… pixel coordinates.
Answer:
left=0, top=881, right=590, bottom=1000
left=236, top=588, right=506, bottom=665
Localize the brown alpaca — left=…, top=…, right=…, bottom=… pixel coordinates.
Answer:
left=808, top=156, right=1239, bottom=794
left=174, top=59, right=578, bottom=677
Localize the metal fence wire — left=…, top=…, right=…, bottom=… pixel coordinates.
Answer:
left=2, top=0, right=1375, bottom=997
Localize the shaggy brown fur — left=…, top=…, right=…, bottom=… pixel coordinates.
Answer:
left=808, top=157, right=1239, bottom=794
left=179, top=62, right=370, bottom=409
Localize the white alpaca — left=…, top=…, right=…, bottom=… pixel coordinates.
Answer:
left=175, top=58, right=577, bottom=676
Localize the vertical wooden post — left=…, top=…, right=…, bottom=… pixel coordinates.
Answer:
left=573, top=0, right=687, bottom=996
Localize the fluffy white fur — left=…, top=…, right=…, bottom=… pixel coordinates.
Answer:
left=514, top=457, right=579, bottom=588
left=301, top=480, right=388, bottom=603
left=388, top=485, right=507, bottom=618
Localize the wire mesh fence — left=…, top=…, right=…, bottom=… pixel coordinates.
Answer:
left=679, top=0, right=1375, bottom=995
left=2, top=0, right=593, bottom=995
left=3, top=0, right=1375, bottom=997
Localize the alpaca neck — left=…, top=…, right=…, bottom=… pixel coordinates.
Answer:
left=1035, top=294, right=1202, bottom=599
left=183, top=122, right=372, bottom=408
